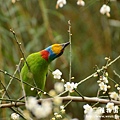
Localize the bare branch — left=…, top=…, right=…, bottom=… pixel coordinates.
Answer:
left=1, top=96, right=120, bottom=108
left=78, top=55, right=120, bottom=85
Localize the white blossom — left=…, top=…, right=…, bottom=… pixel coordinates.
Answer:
left=77, top=0, right=85, bottom=6
left=52, top=69, right=62, bottom=79
left=71, top=118, right=79, bottom=120
left=100, top=4, right=110, bottom=17
left=109, top=92, right=119, bottom=100
left=64, top=82, right=78, bottom=92
left=30, top=87, right=34, bottom=91
left=102, top=76, right=108, bottom=83
left=11, top=113, right=19, bottom=120
left=25, top=97, right=38, bottom=111
left=60, top=105, right=64, bottom=110
left=54, top=82, right=64, bottom=93
left=83, top=104, right=93, bottom=114
left=99, top=76, right=108, bottom=83
left=56, top=114, right=62, bottom=119
left=33, top=106, right=44, bottom=119
left=33, top=100, right=52, bottom=119
left=42, top=100, right=52, bottom=115
left=99, top=82, right=108, bottom=92
left=106, top=102, right=114, bottom=113
left=56, top=0, right=66, bottom=9
left=25, top=97, right=52, bottom=119
left=60, top=105, right=65, bottom=113
left=73, top=82, right=78, bottom=89
left=117, top=87, right=120, bottom=91
left=64, top=82, right=73, bottom=92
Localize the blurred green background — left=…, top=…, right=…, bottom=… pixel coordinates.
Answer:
left=0, top=0, right=120, bottom=119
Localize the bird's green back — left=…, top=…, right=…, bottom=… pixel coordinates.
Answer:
left=21, top=52, right=49, bottom=97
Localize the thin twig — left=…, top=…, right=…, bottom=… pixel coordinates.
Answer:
left=0, top=98, right=24, bottom=103
left=1, top=59, right=23, bottom=99
left=0, top=69, right=51, bottom=97
left=17, top=61, right=27, bottom=102
left=0, top=80, right=11, bottom=102
left=74, top=89, right=84, bottom=99
left=10, top=107, right=26, bottom=120
left=113, top=70, right=120, bottom=79
left=56, top=90, right=68, bottom=97
left=10, top=29, right=41, bottom=94
left=64, top=99, right=72, bottom=108
left=68, top=20, right=72, bottom=83
left=10, top=29, right=30, bottom=71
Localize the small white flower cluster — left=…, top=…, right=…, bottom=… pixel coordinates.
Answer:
left=99, top=82, right=108, bottom=92
left=53, top=112, right=62, bottom=119
left=56, top=0, right=85, bottom=9
left=116, top=84, right=120, bottom=91
left=11, top=113, right=19, bottom=120
left=100, top=4, right=111, bottom=17
left=77, top=0, right=85, bottom=6
left=98, top=75, right=110, bottom=93
left=52, top=69, right=62, bottom=79
left=106, top=102, right=114, bottom=113
left=60, top=105, right=66, bottom=113
left=109, top=91, right=119, bottom=100
left=50, top=69, right=64, bottom=96
left=83, top=104, right=102, bottom=120
left=64, top=82, right=78, bottom=92
left=26, top=97, right=52, bottom=119
left=56, top=0, right=66, bottom=9
left=52, top=69, right=78, bottom=93
left=83, top=104, right=93, bottom=114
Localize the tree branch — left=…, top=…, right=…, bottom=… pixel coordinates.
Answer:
left=1, top=96, right=120, bottom=108
left=78, top=55, right=120, bottom=85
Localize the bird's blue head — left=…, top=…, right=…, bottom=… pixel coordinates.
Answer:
left=40, top=42, right=70, bottom=62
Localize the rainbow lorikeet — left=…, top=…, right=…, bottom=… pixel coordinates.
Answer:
left=21, top=42, right=69, bottom=97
